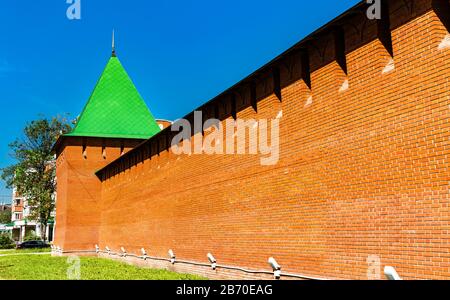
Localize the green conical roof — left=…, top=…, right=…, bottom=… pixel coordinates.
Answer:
left=65, top=55, right=161, bottom=139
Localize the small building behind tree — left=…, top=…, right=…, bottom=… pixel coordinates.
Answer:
left=9, top=188, right=54, bottom=242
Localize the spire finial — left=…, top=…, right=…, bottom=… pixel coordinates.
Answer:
left=112, top=29, right=116, bottom=57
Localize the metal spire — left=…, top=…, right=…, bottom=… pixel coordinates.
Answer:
left=112, top=29, right=116, bottom=57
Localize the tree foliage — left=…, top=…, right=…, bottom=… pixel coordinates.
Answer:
left=1, top=116, right=71, bottom=240
left=0, top=233, right=14, bottom=249
left=0, top=209, right=11, bottom=224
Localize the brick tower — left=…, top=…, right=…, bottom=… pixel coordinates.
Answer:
left=53, top=41, right=161, bottom=251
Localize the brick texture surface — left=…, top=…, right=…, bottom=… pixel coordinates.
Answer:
left=54, top=0, right=450, bottom=280
left=54, top=137, right=144, bottom=250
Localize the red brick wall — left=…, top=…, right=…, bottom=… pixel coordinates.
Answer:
left=53, top=137, right=143, bottom=250
left=58, top=0, right=450, bottom=280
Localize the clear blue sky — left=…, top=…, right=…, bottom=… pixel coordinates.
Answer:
left=0, top=0, right=358, bottom=200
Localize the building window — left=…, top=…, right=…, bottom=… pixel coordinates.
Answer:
left=14, top=213, right=21, bottom=220
left=15, top=199, right=21, bottom=206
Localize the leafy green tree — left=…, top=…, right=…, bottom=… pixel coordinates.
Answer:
left=1, top=116, right=71, bottom=241
left=0, top=233, right=14, bottom=249
left=0, top=209, right=11, bottom=224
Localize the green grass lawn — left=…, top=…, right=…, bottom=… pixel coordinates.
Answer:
left=0, top=251, right=206, bottom=280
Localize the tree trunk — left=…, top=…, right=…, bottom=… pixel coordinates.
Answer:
left=40, top=220, right=47, bottom=242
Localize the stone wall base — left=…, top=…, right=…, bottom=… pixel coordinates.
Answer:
left=52, top=251, right=311, bottom=280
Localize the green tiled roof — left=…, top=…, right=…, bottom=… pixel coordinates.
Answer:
left=65, top=55, right=161, bottom=139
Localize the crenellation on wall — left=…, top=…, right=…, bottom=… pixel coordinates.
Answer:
left=95, top=6, right=450, bottom=279
left=97, top=1, right=443, bottom=178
